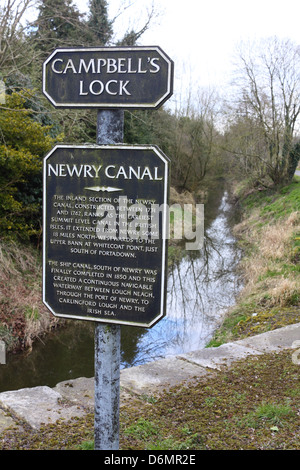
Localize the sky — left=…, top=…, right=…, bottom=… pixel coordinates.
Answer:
left=23, top=0, right=300, bottom=110
left=73, top=0, right=300, bottom=109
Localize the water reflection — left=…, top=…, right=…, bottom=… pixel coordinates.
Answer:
left=0, top=188, right=242, bottom=392
left=128, top=191, right=242, bottom=365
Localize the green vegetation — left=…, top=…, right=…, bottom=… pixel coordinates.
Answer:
left=1, top=349, right=299, bottom=450
left=0, top=91, right=59, bottom=242
left=240, top=179, right=300, bottom=220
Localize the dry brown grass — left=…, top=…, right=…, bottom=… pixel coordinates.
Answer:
left=260, top=212, right=299, bottom=259
left=0, top=241, right=59, bottom=351
left=234, top=211, right=300, bottom=308
left=169, top=186, right=196, bottom=206
left=268, top=278, right=299, bottom=307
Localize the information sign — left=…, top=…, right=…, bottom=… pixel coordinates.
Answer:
left=43, top=144, right=170, bottom=327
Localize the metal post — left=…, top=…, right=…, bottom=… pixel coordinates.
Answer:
left=94, top=323, right=121, bottom=450
left=97, top=109, right=124, bottom=145
left=94, top=109, right=124, bottom=451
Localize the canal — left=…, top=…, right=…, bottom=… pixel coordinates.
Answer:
left=0, top=183, right=242, bottom=392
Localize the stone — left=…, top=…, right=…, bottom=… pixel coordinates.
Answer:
left=0, top=386, right=86, bottom=430
left=53, top=377, right=94, bottom=409
left=178, top=343, right=262, bottom=370
left=120, top=357, right=211, bottom=395
left=236, top=323, right=300, bottom=353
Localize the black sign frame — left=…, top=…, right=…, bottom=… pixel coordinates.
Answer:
left=42, top=144, right=170, bottom=328
left=43, top=46, right=174, bottom=109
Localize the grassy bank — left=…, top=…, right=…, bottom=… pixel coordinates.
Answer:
left=208, top=176, right=300, bottom=347
left=0, top=242, right=60, bottom=353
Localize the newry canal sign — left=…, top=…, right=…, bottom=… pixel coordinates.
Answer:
left=43, top=46, right=174, bottom=109
left=42, top=45, right=174, bottom=450
left=43, top=144, right=170, bottom=327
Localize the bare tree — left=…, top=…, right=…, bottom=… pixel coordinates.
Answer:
left=0, top=0, right=35, bottom=69
left=228, top=36, right=300, bottom=185
left=172, top=87, right=221, bottom=191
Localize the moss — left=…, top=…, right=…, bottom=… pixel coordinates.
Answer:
left=232, top=307, right=300, bottom=338
left=1, top=350, right=299, bottom=450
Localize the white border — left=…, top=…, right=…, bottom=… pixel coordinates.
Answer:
left=42, top=46, right=174, bottom=109
left=43, top=144, right=169, bottom=328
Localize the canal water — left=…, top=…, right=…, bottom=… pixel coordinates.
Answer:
left=0, top=184, right=242, bottom=392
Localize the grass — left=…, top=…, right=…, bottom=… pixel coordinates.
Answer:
left=124, top=418, right=160, bottom=440
left=237, top=179, right=300, bottom=218
left=248, top=401, right=295, bottom=427
left=1, top=349, right=299, bottom=450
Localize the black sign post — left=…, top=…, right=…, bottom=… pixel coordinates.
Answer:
left=42, top=46, right=173, bottom=450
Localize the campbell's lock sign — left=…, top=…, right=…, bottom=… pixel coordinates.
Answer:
left=43, top=46, right=174, bottom=109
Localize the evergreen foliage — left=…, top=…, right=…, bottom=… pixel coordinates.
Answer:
left=86, top=0, right=113, bottom=45
left=0, top=91, right=60, bottom=242
left=30, top=0, right=85, bottom=52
